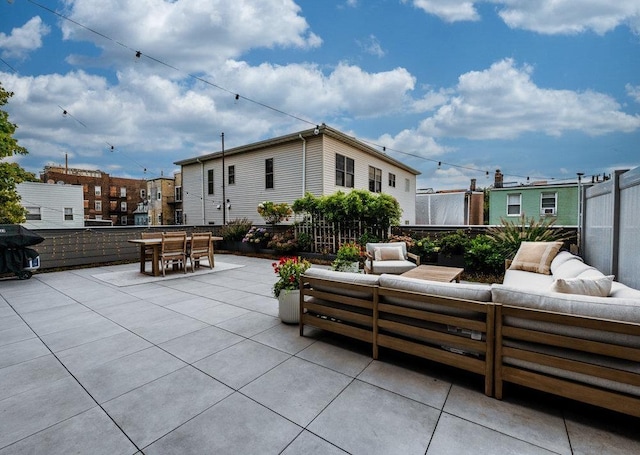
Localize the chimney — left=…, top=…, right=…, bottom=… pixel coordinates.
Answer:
left=494, top=169, right=503, bottom=188
left=470, top=178, right=476, bottom=192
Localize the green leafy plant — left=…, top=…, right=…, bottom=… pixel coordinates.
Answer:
left=488, top=215, right=570, bottom=260
left=219, top=217, right=253, bottom=241
left=257, top=201, right=292, bottom=225
left=436, top=230, right=470, bottom=257
left=267, top=229, right=298, bottom=252
left=464, top=234, right=505, bottom=275
left=331, top=242, right=363, bottom=271
left=271, top=256, right=311, bottom=297
left=296, top=231, right=312, bottom=252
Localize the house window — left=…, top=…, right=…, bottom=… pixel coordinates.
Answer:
left=208, top=169, right=214, bottom=195
left=265, top=158, right=274, bottom=189
left=405, top=178, right=410, bottom=192
left=121, top=215, right=128, bottom=225
left=156, top=191, right=161, bottom=201
left=109, top=200, right=118, bottom=211
left=94, top=185, right=101, bottom=196
left=175, top=209, right=183, bottom=224
left=507, top=193, right=521, bottom=216
left=157, top=214, right=162, bottom=224
left=25, top=207, right=41, bottom=220
left=64, top=208, right=73, bottom=221
left=389, top=173, right=396, bottom=188
left=121, top=202, right=127, bottom=211
left=83, top=184, right=88, bottom=193
left=228, top=165, right=235, bottom=185
left=120, top=187, right=127, bottom=197
left=140, top=189, right=147, bottom=199
left=175, top=186, right=182, bottom=202
left=541, top=192, right=557, bottom=215
left=110, top=186, right=117, bottom=197
left=369, top=166, right=382, bottom=193
left=95, top=200, right=102, bottom=211
left=335, top=154, right=354, bottom=188
left=83, top=200, right=89, bottom=209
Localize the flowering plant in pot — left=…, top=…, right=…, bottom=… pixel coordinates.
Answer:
left=272, top=256, right=311, bottom=323
left=271, top=256, right=311, bottom=298
left=242, top=226, right=270, bottom=245
left=331, top=242, right=363, bottom=272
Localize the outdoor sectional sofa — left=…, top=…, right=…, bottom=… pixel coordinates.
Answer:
left=299, top=244, right=640, bottom=417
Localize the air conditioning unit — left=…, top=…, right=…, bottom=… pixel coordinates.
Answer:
left=543, top=208, right=556, bottom=216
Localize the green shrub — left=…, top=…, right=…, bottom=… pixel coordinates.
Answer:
left=436, top=230, right=470, bottom=257
left=488, top=215, right=570, bottom=259
left=464, top=234, right=504, bottom=275
left=220, top=218, right=253, bottom=241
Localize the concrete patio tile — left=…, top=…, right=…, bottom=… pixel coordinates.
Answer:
left=309, top=380, right=439, bottom=455
left=215, top=311, right=280, bottom=338
left=19, top=302, right=91, bottom=327
left=443, top=384, right=571, bottom=455
left=426, top=413, right=558, bottom=455
left=0, top=376, right=95, bottom=449
left=144, top=392, right=301, bottom=455
left=251, top=322, right=322, bottom=355
left=281, top=431, right=349, bottom=455
left=81, top=292, right=140, bottom=311
left=194, top=339, right=290, bottom=389
left=0, top=314, right=22, bottom=331
left=129, top=313, right=209, bottom=344
left=73, top=346, right=186, bottom=403
left=0, top=406, right=136, bottom=455
left=224, top=293, right=279, bottom=316
left=106, top=305, right=176, bottom=328
left=241, top=356, right=352, bottom=427
left=159, top=325, right=243, bottom=364
left=0, top=323, right=35, bottom=347
left=0, top=337, right=49, bottom=369
left=185, top=302, right=249, bottom=325
left=39, top=317, right=126, bottom=352
left=357, top=360, right=452, bottom=410
left=95, top=300, right=159, bottom=319
left=164, top=296, right=222, bottom=316
left=143, top=288, right=198, bottom=306
left=0, top=354, right=70, bottom=401
left=0, top=305, right=15, bottom=318
left=296, top=337, right=373, bottom=377
left=4, top=293, right=76, bottom=314
left=57, top=330, right=152, bottom=373
left=564, top=408, right=640, bottom=455
left=21, top=309, right=105, bottom=336
left=103, top=366, right=233, bottom=448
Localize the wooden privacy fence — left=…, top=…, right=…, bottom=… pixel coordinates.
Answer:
left=294, top=216, right=388, bottom=254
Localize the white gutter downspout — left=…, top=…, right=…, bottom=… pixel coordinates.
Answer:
left=299, top=134, right=306, bottom=197
left=196, top=158, right=205, bottom=225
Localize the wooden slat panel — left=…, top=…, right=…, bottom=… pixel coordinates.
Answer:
left=305, top=289, right=373, bottom=310
left=304, top=302, right=372, bottom=327
left=301, top=314, right=372, bottom=343
left=378, top=303, right=486, bottom=332
left=379, top=287, right=490, bottom=314
left=378, top=320, right=486, bottom=354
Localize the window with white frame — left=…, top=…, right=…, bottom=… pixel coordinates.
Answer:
left=335, top=154, right=354, bottom=188
left=265, top=158, right=274, bottom=189
left=369, top=166, right=382, bottom=193
left=121, top=201, right=127, bottom=211
left=121, top=215, right=128, bottom=225
left=228, top=166, right=235, bottom=185
left=140, top=189, right=146, bottom=199
left=175, top=186, right=182, bottom=201
left=25, top=207, right=41, bottom=220
left=64, top=208, right=73, bottom=221
left=405, top=178, right=410, bottom=192
left=120, top=187, right=126, bottom=197
left=94, top=185, right=101, bottom=196
left=541, top=192, right=557, bottom=215
left=507, top=193, right=521, bottom=216
left=95, top=200, right=102, bottom=211
left=157, top=190, right=162, bottom=201
left=388, top=173, right=396, bottom=188
left=208, top=169, right=214, bottom=194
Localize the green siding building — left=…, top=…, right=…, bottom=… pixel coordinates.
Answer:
left=489, top=183, right=582, bottom=226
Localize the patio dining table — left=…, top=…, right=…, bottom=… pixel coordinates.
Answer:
left=128, top=235, right=223, bottom=277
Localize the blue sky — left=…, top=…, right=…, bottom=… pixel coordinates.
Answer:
left=1, top=0, right=639, bottom=190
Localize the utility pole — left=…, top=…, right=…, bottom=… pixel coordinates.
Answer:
left=221, top=132, right=226, bottom=225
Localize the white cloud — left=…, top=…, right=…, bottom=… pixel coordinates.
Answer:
left=627, top=84, right=640, bottom=103
left=0, top=16, right=50, bottom=59
left=403, top=0, right=480, bottom=22
left=61, top=0, right=322, bottom=74
left=496, top=0, right=640, bottom=35
left=419, top=59, right=640, bottom=139
left=404, top=0, right=640, bottom=34
left=357, top=35, right=386, bottom=58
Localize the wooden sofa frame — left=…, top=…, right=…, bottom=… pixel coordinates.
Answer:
left=300, top=274, right=495, bottom=396
left=494, top=304, right=640, bottom=418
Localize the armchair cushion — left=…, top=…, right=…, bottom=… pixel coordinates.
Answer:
left=550, top=275, right=614, bottom=297
left=374, top=245, right=404, bottom=261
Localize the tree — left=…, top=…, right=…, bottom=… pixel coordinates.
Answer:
left=0, top=83, right=37, bottom=224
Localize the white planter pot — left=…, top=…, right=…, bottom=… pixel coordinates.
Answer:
left=278, top=289, right=300, bottom=324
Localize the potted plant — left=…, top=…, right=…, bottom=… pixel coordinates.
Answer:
left=331, top=242, right=362, bottom=272
left=242, top=226, right=270, bottom=251
left=272, top=256, right=311, bottom=323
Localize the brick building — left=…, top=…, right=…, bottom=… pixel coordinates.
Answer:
left=41, top=166, right=147, bottom=226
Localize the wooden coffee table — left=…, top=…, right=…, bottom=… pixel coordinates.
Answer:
left=400, top=264, right=464, bottom=283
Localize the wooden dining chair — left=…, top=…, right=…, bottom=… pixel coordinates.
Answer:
left=160, top=231, right=187, bottom=276
left=189, top=232, right=213, bottom=272
left=141, top=231, right=162, bottom=271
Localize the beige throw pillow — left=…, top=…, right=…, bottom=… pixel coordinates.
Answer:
left=374, top=246, right=404, bottom=261
left=509, top=241, right=563, bottom=275
left=550, top=275, right=614, bottom=297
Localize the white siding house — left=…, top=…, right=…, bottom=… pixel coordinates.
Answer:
left=17, top=181, right=84, bottom=229
left=175, top=125, right=420, bottom=225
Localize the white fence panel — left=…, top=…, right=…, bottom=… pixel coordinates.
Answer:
left=617, top=168, right=640, bottom=289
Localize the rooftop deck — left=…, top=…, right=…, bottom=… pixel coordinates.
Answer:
left=1, top=254, right=638, bottom=454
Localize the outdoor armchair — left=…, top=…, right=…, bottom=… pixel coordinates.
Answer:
left=160, top=231, right=187, bottom=276
left=364, top=242, right=419, bottom=274
left=189, top=232, right=214, bottom=272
